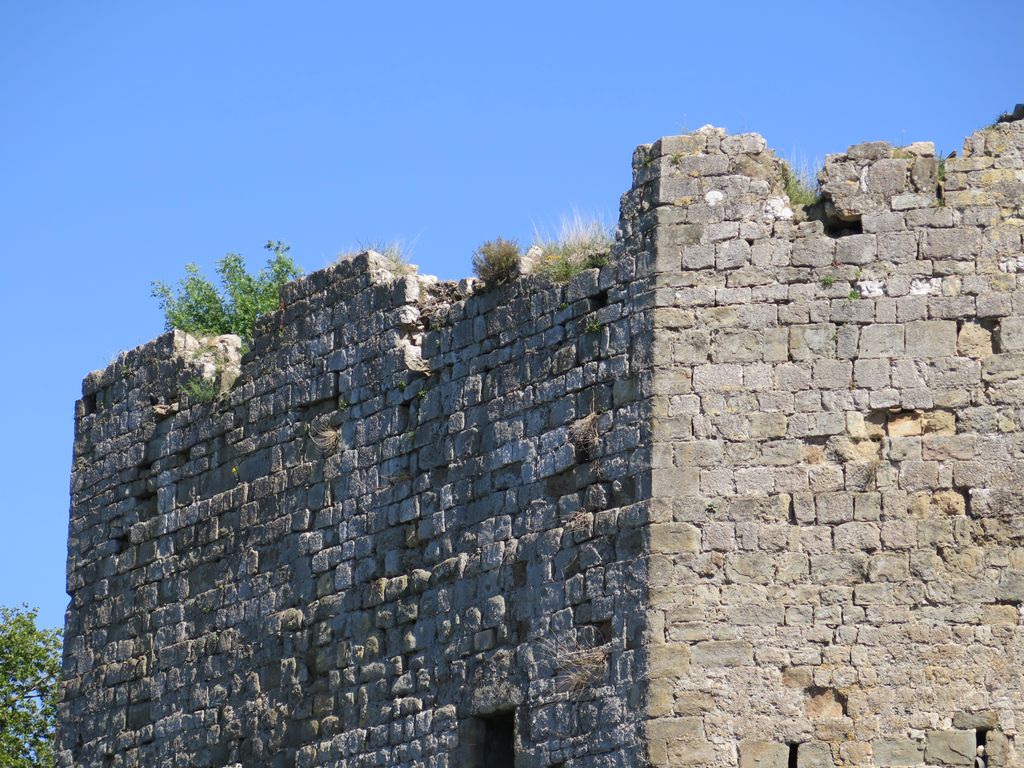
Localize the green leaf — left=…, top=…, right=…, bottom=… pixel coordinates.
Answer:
left=151, top=244, right=303, bottom=342
left=0, top=605, right=62, bottom=768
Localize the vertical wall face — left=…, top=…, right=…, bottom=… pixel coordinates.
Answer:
left=642, top=120, right=1024, bottom=767
left=60, top=240, right=657, bottom=766
left=62, top=119, right=1024, bottom=768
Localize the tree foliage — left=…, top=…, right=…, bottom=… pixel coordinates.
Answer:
left=0, top=605, right=62, bottom=768
left=151, top=240, right=303, bottom=340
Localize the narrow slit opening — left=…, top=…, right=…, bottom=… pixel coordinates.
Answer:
left=788, top=743, right=799, bottom=768
left=478, top=710, right=515, bottom=768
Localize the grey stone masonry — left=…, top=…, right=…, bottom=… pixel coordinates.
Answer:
left=59, top=115, right=1024, bottom=767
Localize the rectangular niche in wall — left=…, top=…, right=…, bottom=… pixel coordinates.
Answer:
left=476, top=710, right=515, bottom=768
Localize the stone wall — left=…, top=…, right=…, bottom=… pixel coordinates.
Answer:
left=60, top=115, right=1024, bottom=768
left=60, top=240, right=658, bottom=767
left=639, top=119, right=1024, bottom=767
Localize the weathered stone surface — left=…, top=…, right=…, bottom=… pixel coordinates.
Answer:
left=690, top=640, right=753, bottom=667
left=958, top=321, right=993, bottom=358
left=739, top=739, right=789, bottom=768
left=61, top=118, right=1024, bottom=768
left=872, top=738, right=923, bottom=766
left=925, top=730, right=975, bottom=766
left=905, top=319, right=958, bottom=357
left=998, top=316, right=1024, bottom=351
left=798, top=741, right=835, bottom=767
left=649, top=522, right=700, bottom=553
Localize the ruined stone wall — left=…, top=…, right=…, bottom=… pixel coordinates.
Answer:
left=639, top=120, right=1024, bottom=767
left=60, top=236, right=658, bottom=767
left=60, top=116, right=1024, bottom=768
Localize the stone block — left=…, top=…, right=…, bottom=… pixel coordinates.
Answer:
left=816, top=492, right=854, bottom=524
left=836, top=234, right=877, bottom=265
left=750, top=412, right=788, bottom=438
left=859, top=324, right=904, bottom=358
left=996, top=570, right=1024, bottom=604
left=812, top=360, right=853, bottom=389
left=888, top=411, right=923, bottom=437
left=798, top=741, right=834, bottom=768
left=690, top=640, right=752, bottom=667
left=664, top=739, right=718, bottom=765
left=718, top=239, right=752, bottom=269
left=997, top=316, right=1024, bottom=351
left=649, top=523, right=700, bottom=554
left=847, top=141, right=892, bottom=160
left=877, top=231, right=919, bottom=263
left=891, top=192, right=935, bottom=210
left=905, top=320, right=957, bottom=357
left=721, top=132, right=767, bottom=154
left=854, top=358, right=890, bottom=387
left=673, top=330, right=711, bottom=363
left=982, top=352, right=1024, bottom=384
left=957, top=322, right=993, bottom=359
left=647, top=716, right=705, bottom=741
left=834, top=522, right=880, bottom=551
left=872, top=738, right=923, bottom=766
left=862, top=211, right=906, bottom=233
left=865, top=159, right=909, bottom=197
left=682, top=244, right=715, bottom=269
left=906, top=206, right=953, bottom=228
left=739, top=740, right=789, bottom=768
left=924, top=730, right=975, bottom=766
left=693, top=364, right=744, bottom=392
left=951, top=710, right=999, bottom=730
left=921, top=227, right=982, bottom=259
left=911, top=157, right=939, bottom=191
left=792, top=237, right=836, bottom=267
left=648, top=643, right=691, bottom=679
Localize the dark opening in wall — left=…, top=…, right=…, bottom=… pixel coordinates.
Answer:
left=977, top=727, right=989, bottom=755
left=476, top=711, right=515, bottom=768
left=512, top=561, right=528, bottom=587
left=82, top=393, right=97, bottom=416
left=787, top=743, right=799, bottom=768
left=516, top=619, right=531, bottom=642
left=822, top=216, right=863, bottom=238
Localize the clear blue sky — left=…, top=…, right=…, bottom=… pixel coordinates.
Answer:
left=1, top=1, right=1021, bottom=631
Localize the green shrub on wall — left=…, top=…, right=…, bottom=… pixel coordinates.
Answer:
left=472, top=237, right=521, bottom=286
left=151, top=240, right=303, bottom=341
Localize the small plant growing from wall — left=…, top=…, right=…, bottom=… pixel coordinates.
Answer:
left=534, top=212, right=612, bottom=284
left=308, top=414, right=340, bottom=456
left=182, top=377, right=221, bottom=404
left=780, top=160, right=822, bottom=207
left=568, top=412, right=600, bottom=460
left=152, top=240, right=303, bottom=343
left=536, top=634, right=609, bottom=700
left=472, top=237, right=521, bottom=286
left=344, top=240, right=417, bottom=276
